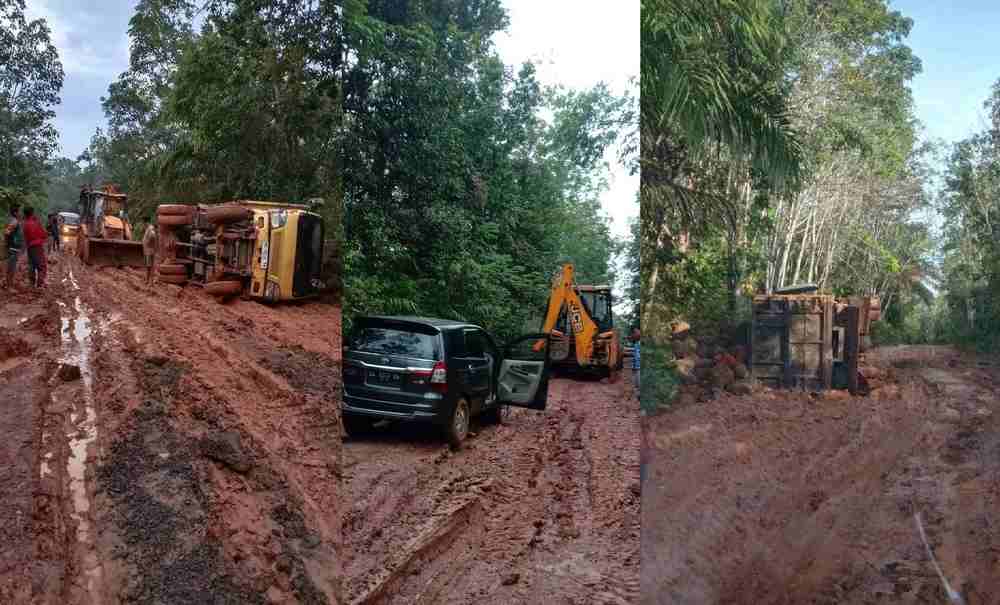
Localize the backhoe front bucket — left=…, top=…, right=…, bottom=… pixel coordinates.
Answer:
left=84, top=238, right=145, bottom=267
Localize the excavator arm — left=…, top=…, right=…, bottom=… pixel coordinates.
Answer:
left=535, top=264, right=598, bottom=366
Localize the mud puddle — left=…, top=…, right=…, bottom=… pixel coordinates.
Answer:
left=54, top=269, right=104, bottom=601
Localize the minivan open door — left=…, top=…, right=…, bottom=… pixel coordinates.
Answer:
left=497, top=333, right=552, bottom=410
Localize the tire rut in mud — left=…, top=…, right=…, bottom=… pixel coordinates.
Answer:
left=345, top=378, right=640, bottom=605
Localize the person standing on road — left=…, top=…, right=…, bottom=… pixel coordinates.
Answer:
left=21, top=207, right=48, bottom=288
left=631, top=326, right=641, bottom=400
left=4, top=205, right=23, bottom=289
left=47, top=213, right=60, bottom=253
left=142, top=216, right=157, bottom=284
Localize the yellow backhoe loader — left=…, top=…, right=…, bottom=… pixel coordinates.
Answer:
left=77, top=185, right=145, bottom=267
left=536, top=263, right=622, bottom=378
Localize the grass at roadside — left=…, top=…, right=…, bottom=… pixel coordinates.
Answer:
left=640, top=340, right=679, bottom=415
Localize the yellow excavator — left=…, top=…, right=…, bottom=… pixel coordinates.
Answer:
left=536, top=263, right=622, bottom=378
left=77, top=184, right=145, bottom=266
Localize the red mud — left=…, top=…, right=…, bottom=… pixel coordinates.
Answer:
left=642, top=345, right=1000, bottom=604
left=2, top=253, right=343, bottom=604
left=343, top=375, right=641, bottom=605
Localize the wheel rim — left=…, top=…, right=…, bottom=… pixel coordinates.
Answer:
left=454, top=401, right=469, bottom=439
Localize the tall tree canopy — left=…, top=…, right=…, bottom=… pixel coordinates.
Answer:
left=640, top=0, right=932, bottom=344
left=342, top=1, right=635, bottom=341
left=0, top=0, right=63, bottom=210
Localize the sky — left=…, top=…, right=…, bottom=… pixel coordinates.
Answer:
left=24, top=0, right=135, bottom=160
left=891, top=0, right=1000, bottom=145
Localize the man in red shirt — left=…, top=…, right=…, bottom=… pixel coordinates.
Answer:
left=21, top=207, right=48, bottom=287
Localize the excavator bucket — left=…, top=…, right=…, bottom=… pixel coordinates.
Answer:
left=83, top=238, right=145, bottom=267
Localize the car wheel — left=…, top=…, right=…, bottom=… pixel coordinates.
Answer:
left=480, top=402, right=502, bottom=425
left=342, top=414, right=374, bottom=438
left=445, top=397, right=470, bottom=449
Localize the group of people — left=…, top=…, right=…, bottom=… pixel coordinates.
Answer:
left=3, top=205, right=60, bottom=290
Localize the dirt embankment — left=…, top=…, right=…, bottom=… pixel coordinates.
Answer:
left=343, top=375, right=641, bottom=605
left=4, top=253, right=343, bottom=604
left=642, top=345, right=1000, bottom=604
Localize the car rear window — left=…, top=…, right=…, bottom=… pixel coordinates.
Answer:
left=351, top=327, right=441, bottom=360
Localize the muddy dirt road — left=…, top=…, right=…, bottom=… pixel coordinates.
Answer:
left=642, top=346, right=1000, bottom=604
left=343, top=375, right=641, bottom=605
left=1, top=253, right=343, bottom=604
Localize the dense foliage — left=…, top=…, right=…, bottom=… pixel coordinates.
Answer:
left=640, top=0, right=936, bottom=348
left=0, top=0, right=63, bottom=214
left=938, top=82, right=1000, bottom=352
left=341, top=2, right=635, bottom=342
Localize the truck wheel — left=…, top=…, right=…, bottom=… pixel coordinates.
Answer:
left=158, top=263, right=187, bottom=276
left=206, top=205, right=250, bottom=225
left=342, top=414, right=374, bottom=437
left=158, top=214, right=191, bottom=227
left=206, top=280, right=243, bottom=298
left=159, top=274, right=187, bottom=285
left=156, top=204, right=191, bottom=216
left=445, top=398, right=470, bottom=449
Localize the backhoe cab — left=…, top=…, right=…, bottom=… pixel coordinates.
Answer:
left=537, top=264, right=622, bottom=377
left=77, top=185, right=146, bottom=267
left=155, top=200, right=324, bottom=302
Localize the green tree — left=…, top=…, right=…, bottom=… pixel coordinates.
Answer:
left=0, top=0, right=63, bottom=209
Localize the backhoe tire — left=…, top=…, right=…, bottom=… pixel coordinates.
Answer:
left=158, top=214, right=191, bottom=227
left=445, top=397, right=471, bottom=450
left=158, top=263, right=188, bottom=276
left=206, top=205, right=250, bottom=225
left=206, top=280, right=243, bottom=298
left=156, top=204, right=191, bottom=216
left=159, top=274, right=187, bottom=285
left=342, top=414, right=374, bottom=438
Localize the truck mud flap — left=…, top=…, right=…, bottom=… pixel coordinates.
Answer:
left=85, top=239, right=146, bottom=267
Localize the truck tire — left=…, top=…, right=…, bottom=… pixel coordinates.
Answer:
left=445, top=397, right=470, bottom=449
left=159, top=274, right=187, bottom=285
left=206, top=280, right=243, bottom=298
left=158, top=263, right=188, bottom=276
left=206, top=205, right=250, bottom=225
left=156, top=204, right=191, bottom=216
left=158, top=214, right=191, bottom=227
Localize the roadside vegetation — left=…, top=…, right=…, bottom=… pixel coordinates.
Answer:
left=0, top=0, right=63, bottom=214
left=641, top=0, right=997, bottom=409
left=340, top=2, right=638, bottom=342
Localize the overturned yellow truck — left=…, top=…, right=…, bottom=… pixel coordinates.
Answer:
left=155, top=201, right=325, bottom=301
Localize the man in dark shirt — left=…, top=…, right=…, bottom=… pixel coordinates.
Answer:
left=48, top=213, right=60, bottom=253
left=4, top=205, right=23, bottom=289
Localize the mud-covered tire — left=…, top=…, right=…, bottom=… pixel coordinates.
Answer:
left=156, top=204, right=191, bottom=216
left=480, top=403, right=502, bottom=426
left=206, top=205, right=250, bottom=225
left=445, top=397, right=471, bottom=449
left=205, top=280, right=243, bottom=298
left=158, top=274, right=187, bottom=285
left=342, top=414, right=374, bottom=437
left=158, top=214, right=191, bottom=227
left=158, top=263, right=187, bottom=276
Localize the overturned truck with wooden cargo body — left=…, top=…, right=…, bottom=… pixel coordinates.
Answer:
left=155, top=201, right=325, bottom=302
left=750, top=285, right=881, bottom=394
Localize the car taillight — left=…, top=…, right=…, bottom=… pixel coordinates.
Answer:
left=413, top=361, right=447, bottom=393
